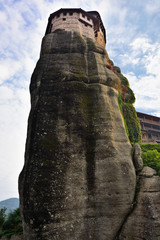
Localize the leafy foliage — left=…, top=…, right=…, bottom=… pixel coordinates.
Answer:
left=141, top=144, right=160, bottom=175
left=117, top=72, right=141, bottom=143
left=118, top=93, right=129, bottom=137
left=118, top=73, right=135, bottom=104
left=118, top=91, right=141, bottom=143
left=122, top=103, right=141, bottom=143
left=0, top=208, right=23, bottom=238
left=118, top=73, right=129, bottom=87
left=141, top=143, right=160, bottom=153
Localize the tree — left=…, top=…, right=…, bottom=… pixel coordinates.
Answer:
left=0, top=208, right=23, bottom=237
left=3, top=208, right=22, bottom=231
left=0, top=208, right=6, bottom=227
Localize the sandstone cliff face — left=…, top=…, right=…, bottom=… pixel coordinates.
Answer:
left=119, top=167, right=160, bottom=240
left=19, top=30, right=136, bottom=239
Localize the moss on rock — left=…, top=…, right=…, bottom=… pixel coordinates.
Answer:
left=116, top=71, right=141, bottom=143
left=121, top=103, right=141, bottom=143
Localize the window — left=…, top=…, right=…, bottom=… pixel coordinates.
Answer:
left=87, top=17, right=90, bottom=21
left=69, top=12, right=73, bottom=16
left=57, top=14, right=60, bottom=18
left=82, top=14, right=85, bottom=18
left=63, top=18, right=66, bottom=21
left=63, top=12, right=67, bottom=16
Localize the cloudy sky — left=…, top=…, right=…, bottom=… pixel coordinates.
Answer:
left=0, top=0, right=160, bottom=201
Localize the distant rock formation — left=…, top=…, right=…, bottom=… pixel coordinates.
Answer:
left=19, top=29, right=136, bottom=239
left=0, top=198, right=19, bottom=215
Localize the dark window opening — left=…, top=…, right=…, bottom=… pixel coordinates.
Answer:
left=148, top=133, right=152, bottom=138
left=87, top=17, right=90, bottom=21
left=63, top=18, right=66, bottom=21
left=63, top=12, right=67, bottom=16
left=82, top=14, right=85, bottom=18
left=69, top=12, right=73, bottom=16
left=57, top=14, right=60, bottom=18
left=85, top=23, right=87, bottom=27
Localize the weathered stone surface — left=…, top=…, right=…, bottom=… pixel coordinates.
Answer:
left=0, top=235, right=23, bottom=240
left=113, top=66, right=121, bottom=74
left=10, top=235, right=23, bottom=240
left=19, top=30, right=136, bottom=240
left=119, top=166, right=160, bottom=240
left=133, top=143, right=143, bottom=172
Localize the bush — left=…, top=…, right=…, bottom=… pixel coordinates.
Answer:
left=142, top=149, right=160, bottom=175
left=141, top=143, right=160, bottom=153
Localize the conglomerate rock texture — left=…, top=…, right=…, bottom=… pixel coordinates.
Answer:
left=19, top=30, right=136, bottom=240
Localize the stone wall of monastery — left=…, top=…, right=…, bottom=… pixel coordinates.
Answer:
left=51, top=12, right=94, bottom=40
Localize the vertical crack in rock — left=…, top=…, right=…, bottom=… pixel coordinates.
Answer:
left=115, top=173, right=141, bottom=239
left=118, top=167, right=160, bottom=240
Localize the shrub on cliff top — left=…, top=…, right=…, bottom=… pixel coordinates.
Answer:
left=142, top=149, right=160, bottom=175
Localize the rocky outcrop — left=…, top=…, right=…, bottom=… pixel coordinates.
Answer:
left=19, top=30, right=136, bottom=240
left=133, top=143, right=143, bottom=172
left=119, top=166, right=160, bottom=240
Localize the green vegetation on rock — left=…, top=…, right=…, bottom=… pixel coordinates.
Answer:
left=141, top=144, right=160, bottom=175
left=121, top=103, right=141, bottom=143
left=117, top=73, right=141, bottom=143
left=118, top=93, right=129, bottom=137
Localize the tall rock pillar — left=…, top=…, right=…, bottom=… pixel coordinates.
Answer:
left=19, top=27, right=136, bottom=239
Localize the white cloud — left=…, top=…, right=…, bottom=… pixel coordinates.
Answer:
left=0, top=60, right=22, bottom=84
left=145, top=0, right=160, bottom=14
left=111, top=34, right=160, bottom=117
left=0, top=85, right=30, bottom=200
left=125, top=72, right=160, bottom=117
left=0, top=86, right=14, bottom=102
left=145, top=46, right=160, bottom=76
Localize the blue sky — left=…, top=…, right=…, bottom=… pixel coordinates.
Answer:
left=0, top=0, right=160, bottom=201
